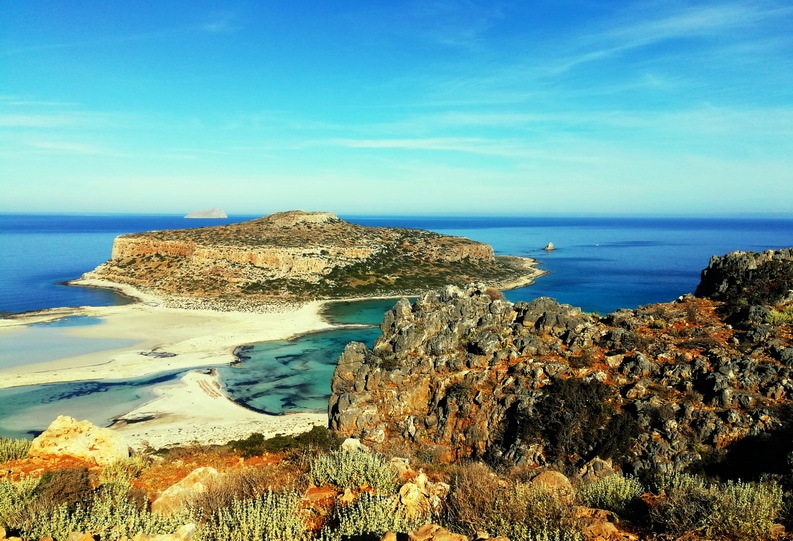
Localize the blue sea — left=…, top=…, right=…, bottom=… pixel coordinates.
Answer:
left=0, top=214, right=791, bottom=439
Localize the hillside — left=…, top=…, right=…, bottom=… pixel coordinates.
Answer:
left=79, top=211, right=540, bottom=310
left=330, top=248, right=793, bottom=477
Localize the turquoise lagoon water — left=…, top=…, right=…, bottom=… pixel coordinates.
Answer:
left=0, top=299, right=388, bottom=438
left=0, top=316, right=136, bottom=368
left=0, top=214, right=791, bottom=439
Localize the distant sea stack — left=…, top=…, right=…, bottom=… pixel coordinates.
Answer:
left=78, top=210, right=543, bottom=310
left=184, top=208, right=227, bottom=219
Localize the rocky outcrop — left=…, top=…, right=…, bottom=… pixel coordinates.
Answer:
left=81, top=210, right=540, bottom=310
left=696, top=248, right=793, bottom=307
left=152, top=467, right=219, bottom=515
left=28, top=416, right=129, bottom=466
left=330, top=249, right=793, bottom=475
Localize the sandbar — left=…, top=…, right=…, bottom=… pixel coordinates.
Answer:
left=111, top=369, right=327, bottom=450
left=0, top=281, right=337, bottom=448
left=0, top=300, right=332, bottom=389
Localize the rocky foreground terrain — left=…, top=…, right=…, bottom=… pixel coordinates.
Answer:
left=330, top=248, right=793, bottom=477
left=81, top=211, right=539, bottom=310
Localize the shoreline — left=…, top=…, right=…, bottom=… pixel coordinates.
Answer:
left=0, top=260, right=544, bottom=449
left=110, top=369, right=327, bottom=450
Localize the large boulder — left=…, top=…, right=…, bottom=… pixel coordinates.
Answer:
left=28, top=416, right=129, bottom=466
left=152, top=467, right=220, bottom=515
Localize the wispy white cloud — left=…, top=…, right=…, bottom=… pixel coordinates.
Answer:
left=24, top=140, right=119, bottom=156
left=0, top=114, right=74, bottom=128
left=553, top=2, right=793, bottom=73
left=200, top=11, right=243, bottom=34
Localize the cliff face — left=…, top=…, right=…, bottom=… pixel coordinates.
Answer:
left=329, top=249, right=793, bottom=476
left=83, top=211, right=538, bottom=310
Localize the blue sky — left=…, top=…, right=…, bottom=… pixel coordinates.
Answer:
left=1, top=1, right=791, bottom=216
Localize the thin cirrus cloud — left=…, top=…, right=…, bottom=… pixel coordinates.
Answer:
left=552, top=3, right=791, bottom=73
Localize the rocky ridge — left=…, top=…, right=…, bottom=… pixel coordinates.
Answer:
left=329, top=248, right=793, bottom=475
left=79, top=211, right=540, bottom=310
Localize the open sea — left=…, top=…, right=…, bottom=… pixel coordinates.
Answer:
left=0, top=214, right=791, bottom=438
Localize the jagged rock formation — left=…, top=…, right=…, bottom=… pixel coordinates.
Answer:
left=329, top=249, right=793, bottom=476
left=80, top=210, right=539, bottom=310
left=184, top=208, right=227, bottom=219
left=696, top=248, right=793, bottom=307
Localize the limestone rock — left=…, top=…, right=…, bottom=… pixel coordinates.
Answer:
left=152, top=467, right=219, bottom=515
left=28, top=416, right=129, bottom=466
left=329, top=249, right=793, bottom=475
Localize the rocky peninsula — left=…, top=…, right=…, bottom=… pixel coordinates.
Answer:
left=75, top=210, right=541, bottom=311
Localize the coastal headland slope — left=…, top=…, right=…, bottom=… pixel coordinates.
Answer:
left=77, top=210, right=541, bottom=310
left=330, top=248, right=793, bottom=476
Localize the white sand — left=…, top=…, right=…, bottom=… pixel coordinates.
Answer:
left=0, top=300, right=332, bottom=388
left=0, top=281, right=337, bottom=448
left=111, top=370, right=327, bottom=450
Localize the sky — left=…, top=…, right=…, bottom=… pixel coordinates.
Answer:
left=1, top=1, right=792, bottom=216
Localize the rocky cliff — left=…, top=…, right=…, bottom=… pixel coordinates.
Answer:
left=81, top=211, right=540, bottom=310
left=329, top=249, right=793, bottom=477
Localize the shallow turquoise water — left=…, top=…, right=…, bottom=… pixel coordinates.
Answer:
left=0, top=370, right=184, bottom=439
left=220, top=325, right=382, bottom=414
left=321, top=298, right=402, bottom=326
left=0, top=318, right=137, bottom=368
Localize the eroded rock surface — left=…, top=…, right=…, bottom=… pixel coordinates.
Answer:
left=28, top=416, right=129, bottom=466
left=330, top=248, right=793, bottom=475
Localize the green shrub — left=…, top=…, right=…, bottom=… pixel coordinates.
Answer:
left=329, top=493, right=419, bottom=537
left=308, top=449, right=396, bottom=493
left=229, top=426, right=340, bottom=458
left=0, top=437, right=31, bottom=463
left=35, top=467, right=94, bottom=508
left=228, top=432, right=266, bottom=458
left=515, top=378, right=638, bottom=471
left=768, top=305, right=793, bottom=325
left=648, top=473, right=783, bottom=540
left=0, top=477, right=38, bottom=531
left=577, top=475, right=644, bottom=516
left=201, top=490, right=308, bottom=541
left=2, top=473, right=189, bottom=541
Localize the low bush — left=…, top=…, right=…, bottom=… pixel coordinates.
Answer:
left=648, top=473, right=783, bottom=540
left=308, top=449, right=396, bottom=493
left=577, top=475, right=644, bottom=517
left=201, top=490, right=308, bottom=541
left=329, top=493, right=419, bottom=538
left=229, top=426, right=340, bottom=458
left=0, top=437, right=31, bottom=463
left=443, top=461, right=581, bottom=541
left=2, top=474, right=190, bottom=541
left=35, top=467, right=94, bottom=508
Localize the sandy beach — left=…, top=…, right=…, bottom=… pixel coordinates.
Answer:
left=112, top=370, right=328, bottom=450
left=0, top=279, right=337, bottom=448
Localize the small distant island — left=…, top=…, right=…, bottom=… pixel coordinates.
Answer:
left=76, top=210, right=543, bottom=310
left=184, top=208, right=227, bottom=219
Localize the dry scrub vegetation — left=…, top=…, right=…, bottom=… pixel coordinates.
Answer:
left=1, top=427, right=790, bottom=541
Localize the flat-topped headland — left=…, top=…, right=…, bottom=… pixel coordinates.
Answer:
left=75, top=210, right=542, bottom=311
